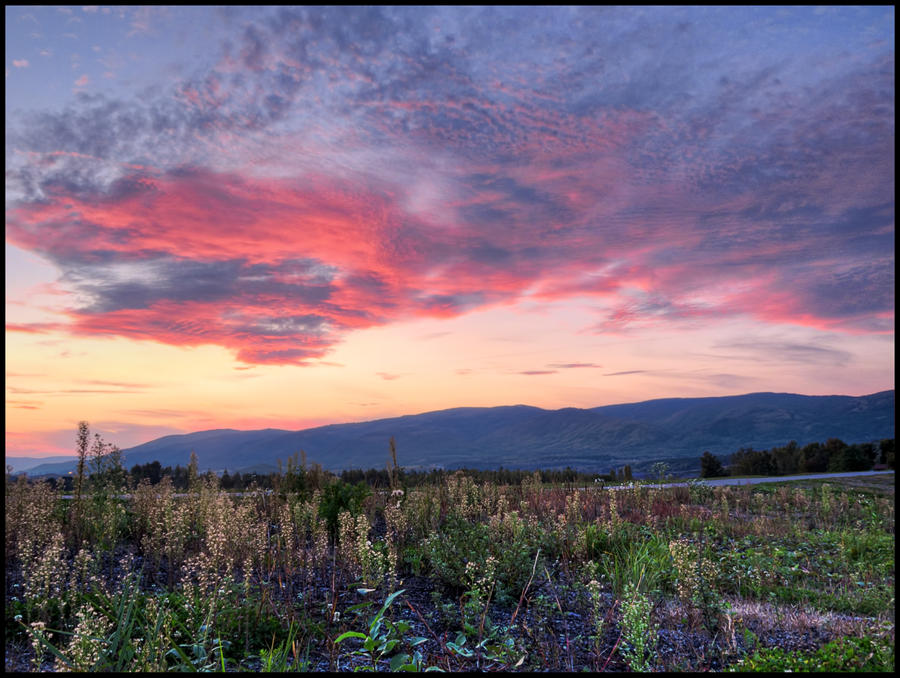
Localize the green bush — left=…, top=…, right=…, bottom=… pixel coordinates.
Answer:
left=317, top=481, right=371, bottom=541
left=729, top=635, right=894, bottom=672
left=423, top=516, right=492, bottom=592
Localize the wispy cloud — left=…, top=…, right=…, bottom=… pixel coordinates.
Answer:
left=7, top=400, right=42, bottom=410
left=713, top=340, right=854, bottom=367
left=547, top=362, right=602, bottom=369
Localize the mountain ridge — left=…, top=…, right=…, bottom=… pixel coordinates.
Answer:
left=20, top=390, right=894, bottom=476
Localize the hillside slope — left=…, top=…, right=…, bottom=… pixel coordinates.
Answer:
left=24, top=390, right=894, bottom=476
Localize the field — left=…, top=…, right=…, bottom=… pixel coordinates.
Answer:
left=5, top=469, right=895, bottom=672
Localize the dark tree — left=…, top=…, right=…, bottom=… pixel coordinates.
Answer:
left=800, top=442, right=828, bottom=473
left=878, top=439, right=894, bottom=468
left=730, top=447, right=777, bottom=476
left=772, top=441, right=801, bottom=476
left=700, top=451, right=726, bottom=478
left=827, top=442, right=876, bottom=472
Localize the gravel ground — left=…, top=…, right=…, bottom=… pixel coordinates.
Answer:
left=8, top=559, right=885, bottom=674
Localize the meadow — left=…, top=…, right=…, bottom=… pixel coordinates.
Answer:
left=5, top=457, right=894, bottom=672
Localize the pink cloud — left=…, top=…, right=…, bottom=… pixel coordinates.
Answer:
left=6, top=153, right=893, bottom=365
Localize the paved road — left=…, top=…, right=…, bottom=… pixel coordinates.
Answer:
left=614, top=469, right=894, bottom=491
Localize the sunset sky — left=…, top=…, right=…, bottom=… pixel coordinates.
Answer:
left=5, top=6, right=894, bottom=459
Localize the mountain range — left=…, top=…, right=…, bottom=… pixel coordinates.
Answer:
left=16, top=390, right=894, bottom=477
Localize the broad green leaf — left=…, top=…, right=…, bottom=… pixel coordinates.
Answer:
left=334, top=631, right=367, bottom=644
left=390, top=653, right=411, bottom=671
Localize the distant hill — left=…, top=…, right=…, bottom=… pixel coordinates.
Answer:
left=6, top=455, right=77, bottom=473
left=23, top=390, right=894, bottom=477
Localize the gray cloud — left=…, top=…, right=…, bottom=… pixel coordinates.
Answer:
left=715, top=340, right=853, bottom=367
left=61, top=257, right=334, bottom=315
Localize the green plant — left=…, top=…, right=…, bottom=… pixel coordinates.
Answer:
left=729, top=634, right=894, bottom=672
left=319, top=481, right=371, bottom=542
left=601, top=530, right=670, bottom=598
left=586, top=578, right=607, bottom=668
left=20, top=571, right=177, bottom=672
left=259, top=620, right=310, bottom=672
left=447, top=628, right=524, bottom=671
left=619, top=575, right=658, bottom=673
left=669, top=533, right=723, bottom=633
left=423, top=517, right=492, bottom=591
left=577, top=521, right=609, bottom=561
left=334, top=589, right=430, bottom=671
left=403, top=546, right=425, bottom=576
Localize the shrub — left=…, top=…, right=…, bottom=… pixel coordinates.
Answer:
left=423, top=516, right=492, bottom=592
left=318, top=480, right=371, bottom=542
left=729, top=635, right=894, bottom=672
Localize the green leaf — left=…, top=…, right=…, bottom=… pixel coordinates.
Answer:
left=447, top=642, right=474, bottom=658
left=374, top=589, right=406, bottom=620
left=334, top=631, right=367, bottom=644
left=390, top=653, right=411, bottom=671
left=346, top=601, right=375, bottom=615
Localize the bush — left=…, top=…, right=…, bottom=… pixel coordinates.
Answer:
left=729, top=635, right=894, bottom=672
left=318, top=480, right=371, bottom=541
left=423, top=516, right=492, bottom=592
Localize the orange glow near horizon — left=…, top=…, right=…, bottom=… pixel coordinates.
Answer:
left=6, top=298, right=894, bottom=458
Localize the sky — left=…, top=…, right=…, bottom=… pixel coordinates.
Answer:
left=5, top=6, right=895, bottom=459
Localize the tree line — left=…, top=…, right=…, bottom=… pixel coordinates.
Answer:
left=27, top=455, right=632, bottom=494
left=700, top=438, right=894, bottom=478
left=11, top=423, right=893, bottom=492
